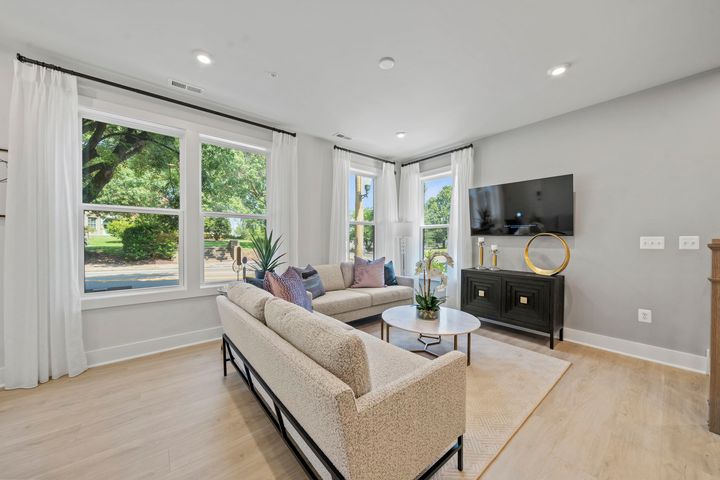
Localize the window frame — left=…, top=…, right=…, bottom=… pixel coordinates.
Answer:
left=419, top=167, right=452, bottom=261
left=78, top=98, right=273, bottom=310
left=79, top=110, right=187, bottom=299
left=199, top=134, right=269, bottom=285
left=348, top=166, right=378, bottom=261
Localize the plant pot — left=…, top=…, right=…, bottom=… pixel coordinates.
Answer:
left=255, top=270, right=266, bottom=280
left=416, top=307, right=439, bottom=320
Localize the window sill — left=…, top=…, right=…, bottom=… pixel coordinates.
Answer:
left=81, top=285, right=221, bottom=311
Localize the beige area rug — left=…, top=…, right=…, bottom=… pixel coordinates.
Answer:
left=387, top=330, right=571, bottom=479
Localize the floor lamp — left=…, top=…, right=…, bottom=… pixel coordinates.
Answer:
left=394, top=222, right=414, bottom=276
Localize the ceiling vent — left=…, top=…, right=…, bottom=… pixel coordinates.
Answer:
left=168, top=79, right=204, bottom=94
left=333, top=132, right=353, bottom=141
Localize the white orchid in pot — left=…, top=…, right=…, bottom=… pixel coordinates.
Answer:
left=414, top=251, right=454, bottom=320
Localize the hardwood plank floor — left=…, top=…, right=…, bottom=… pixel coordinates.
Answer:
left=1, top=320, right=718, bottom=479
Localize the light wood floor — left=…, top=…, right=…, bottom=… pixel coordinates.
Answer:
left=1, top=320, right=719, bottom=480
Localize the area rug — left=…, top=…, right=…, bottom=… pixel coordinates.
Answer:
left=387, top=330, right=571, bottom=479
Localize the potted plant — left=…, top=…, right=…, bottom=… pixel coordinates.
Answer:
left=249, top=230, right=286, bottom=279
left=414, top=251, right=454, bottom=320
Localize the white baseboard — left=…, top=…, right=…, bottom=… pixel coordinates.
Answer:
left=0, top=327, right=222, bottom=388
left=85, top=326, right=223, bottom=368
left=563, top=328, right=708, bottom=374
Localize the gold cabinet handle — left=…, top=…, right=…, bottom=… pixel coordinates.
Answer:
left=478, top=290, right=486, bottom=297
left=519, top=296, right=528, bottom=304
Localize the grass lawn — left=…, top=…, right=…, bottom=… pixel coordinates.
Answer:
left=86, top=235, right=123, bottom=256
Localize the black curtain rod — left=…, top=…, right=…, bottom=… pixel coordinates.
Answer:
left=401, top=143, right=473, bottom=167
left=16, top=53, right=296, bottom=137
left=333, top=145, right=395, bottom=166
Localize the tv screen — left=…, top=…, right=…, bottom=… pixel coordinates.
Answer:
left=469, top=174, right=574, bottom=236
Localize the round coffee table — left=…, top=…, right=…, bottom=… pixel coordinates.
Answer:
left=381, top=306, right=481, bottom=365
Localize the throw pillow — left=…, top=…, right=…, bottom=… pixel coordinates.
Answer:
left=264, top=268, right=313, bottom=312
left=351, top=256, right=386, bottom=288
left=290, top=264, right=326, bottom=299
left=384, top=260, right=398, bottom=286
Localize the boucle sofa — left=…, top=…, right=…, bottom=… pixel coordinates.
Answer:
left=217, top=283, right=466, bottom=480
left=310, top=262, right=414, bottom=322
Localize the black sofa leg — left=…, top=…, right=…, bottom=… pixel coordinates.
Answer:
left=222, top=337, right=228, bottom=377
left=457, top=435, right=463, bottom=471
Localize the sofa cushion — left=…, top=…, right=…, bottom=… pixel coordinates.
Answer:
left=351, top=285, right=414, bottom=306
left=312, top=264, right=346, bottom=292
left=265, top=297, right=371, bottom=397
left=313, top=311, right=354, bottom=331
left=340, top=261, right=355, bottom=288
left=227, top=282, right=274, bottom=324
left=352, top=256, right=386, bottom=288
left=312, top=289, right=373, bottom=316
left=355, top=330, right=428, bottom=389
left=264, top=268, right=313, bottom=312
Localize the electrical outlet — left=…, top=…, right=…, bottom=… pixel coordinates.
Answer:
left=638, top=308, right=652, bottom=323
left=679, top=236, right=700, bottom=250
left=640, top=236, right=665, bottom=249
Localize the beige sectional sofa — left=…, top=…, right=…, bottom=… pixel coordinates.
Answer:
left=310, top=261, right=415, bottom=322
left=217, top=283, right=466, bottom=480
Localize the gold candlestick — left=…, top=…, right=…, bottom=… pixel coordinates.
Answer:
left=489, top=246, right=501, bottom=271
left=477, top=238, right=486, bottom=269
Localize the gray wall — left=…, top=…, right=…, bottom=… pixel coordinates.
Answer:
left=472, top=69, right=720, bottom=356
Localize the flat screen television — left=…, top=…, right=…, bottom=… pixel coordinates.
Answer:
left=469, top=174, right=574, bottom=236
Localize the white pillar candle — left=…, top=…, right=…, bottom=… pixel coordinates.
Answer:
left=477, top=237, right=485, bottom=245
left=490, top=244, right=498, bottom=251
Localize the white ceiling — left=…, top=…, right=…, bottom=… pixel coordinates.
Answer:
left=1, top=0, right=720, bottom=160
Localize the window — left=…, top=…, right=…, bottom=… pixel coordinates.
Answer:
left=201, top=140, right=267, bottom=284
left=348, top=173, right=375, bottom=260
left=421, top=174, right=452, bottom=270
left=82, top=117, right=182, bottom=293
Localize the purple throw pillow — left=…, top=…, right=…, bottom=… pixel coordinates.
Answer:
left=264, top=268, right=313, bottom=311
left=351, top=256, right=386, bottom=288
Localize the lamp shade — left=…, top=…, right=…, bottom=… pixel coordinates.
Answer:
left=393, top=221, right=414, bottom=238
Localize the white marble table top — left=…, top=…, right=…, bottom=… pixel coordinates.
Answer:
left=382, top=306, right=481, bottom=336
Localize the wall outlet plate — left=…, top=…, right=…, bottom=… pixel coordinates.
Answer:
left=679, top=236, right=700, bottom=250
left=638, top=308, right=652, bottom=323
left=640, top=236, right=665, bottom=249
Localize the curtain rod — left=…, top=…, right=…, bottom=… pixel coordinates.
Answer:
left=333, top=145, right=395, bottom=166
left=16, top=54, right=296, bottom=137
left=401, top=143, right=473, bottom=167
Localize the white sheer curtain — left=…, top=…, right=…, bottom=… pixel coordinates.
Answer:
left=267, top=132, right=298, bottom=269
left=446, top=146, right=475, bottom=308
left=398, top=163, right=422, bottom=276
left=3, top=60, right=87, bottom=389
left=329, top=148, right=350, bottom=263
left=375, top=162, right=399, bottom=263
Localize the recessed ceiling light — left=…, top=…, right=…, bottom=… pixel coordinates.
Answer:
left=194, top=50, right=214, bottom=65
left=547, top=63, right=570, bottom=77
left=379, top=57, right=396, bottom=70
left=395, top=131, right=407, bottom=139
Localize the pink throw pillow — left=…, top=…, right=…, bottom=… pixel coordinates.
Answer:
left=264, top=268, right=313, bottom=311
left=351, top=256, right=386, bottom=288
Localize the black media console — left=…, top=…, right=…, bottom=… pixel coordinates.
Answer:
left=460, top=268, right=564, bottom=349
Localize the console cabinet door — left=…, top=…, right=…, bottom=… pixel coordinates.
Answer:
left=461, top=273, right=501, bottom=320
left=501, top=277, right=551, bottom=331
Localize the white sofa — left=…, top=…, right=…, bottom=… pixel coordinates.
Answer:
left=309, top=261, right=415, bottom=322
left=217, top=283, right=466, bottom=480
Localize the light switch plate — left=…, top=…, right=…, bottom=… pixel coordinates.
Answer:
left=679, top=236, right=700, bottom=250
left=638, top=308, right=652, bottom=323
left=640, top=236, right=665, bottom=249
